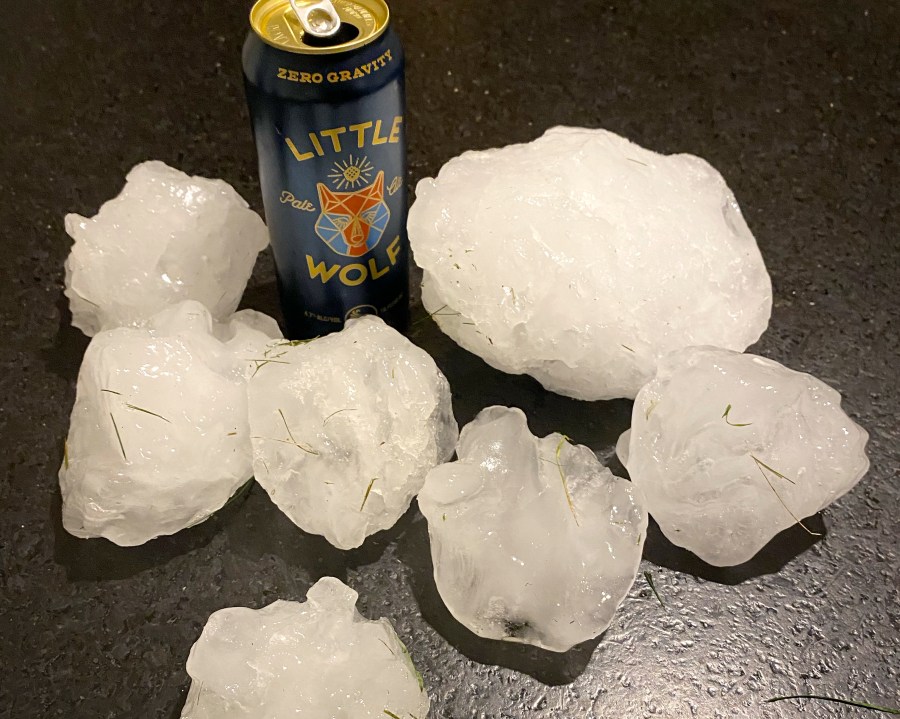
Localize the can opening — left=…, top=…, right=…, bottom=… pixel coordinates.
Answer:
left=302, top=21, right=360, bottom=47
left=249, top=0, right=388, bottom=54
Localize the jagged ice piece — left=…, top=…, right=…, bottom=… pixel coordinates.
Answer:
left=180, top=577, right=430, bottom=719
left=408, top=126, right=773, bottom=400
left=59, top=300, right=282, bottom=546
left=248, top=315, right=458, bottom=550
left=64, top=160, right=268, bottom=335
left=617, top=346, right=870, bottom=566
left=418, top=406, right=647, bottom=652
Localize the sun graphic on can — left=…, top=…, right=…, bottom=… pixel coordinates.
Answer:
left=328, top=154, right=375, bottom=190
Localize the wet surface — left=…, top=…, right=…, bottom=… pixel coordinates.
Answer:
left=0, top=1, right=897, bottom=717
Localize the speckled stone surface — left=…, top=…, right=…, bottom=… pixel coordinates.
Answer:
left=0, top=1, right=897, bottom=718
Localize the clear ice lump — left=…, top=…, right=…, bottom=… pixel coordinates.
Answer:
left=617, top=346, right=870, bottom=566
left=418, top=406, right=647, bottom=652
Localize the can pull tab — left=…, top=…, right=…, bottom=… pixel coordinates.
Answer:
left=289, top=0, right=341, bottom=38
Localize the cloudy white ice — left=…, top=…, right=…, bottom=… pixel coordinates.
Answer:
left=64, top=161, right=268, bottom=335
left=181, top=577, right=430, bottom=718
left=60, top=301, right=281, bottom=546
left=408, top=127, right=772, bottom=400
left=249, top=316, right=458, bottom=550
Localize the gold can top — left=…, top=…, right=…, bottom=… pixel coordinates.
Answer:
left=250, top=0, right=389, bottom=55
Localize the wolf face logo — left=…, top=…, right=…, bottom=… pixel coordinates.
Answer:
left=314, top=171, right=390, bottom=257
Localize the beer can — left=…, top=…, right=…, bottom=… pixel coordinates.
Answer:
left=243, top=0, right=408, bottom=338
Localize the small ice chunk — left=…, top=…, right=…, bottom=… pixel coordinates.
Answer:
left=60, top=301, right=281, bottom=546
left=408, top=127, right=773, bottom=400
left=618, top=346, right=870, bottom=567
left=180, top=577, right=430, bottom=719
left=418, top=406, right=647, bottom=652
left=64, top=161, right=268, bottom=336
left=248, top=316, right=458, bottom=550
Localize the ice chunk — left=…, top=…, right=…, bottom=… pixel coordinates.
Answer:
left=618, top=346, right=870, bottom=567
left=60, top=301, right=281, bottom=546
left=248, top=316, right=458, bottom=550
left=418, top=406, right=647, bottom=652
left=408, top=127, right=772, bottom=400
left=64, top=161, right=268, bottom=336
left=180, top=577, right=430, bottom=719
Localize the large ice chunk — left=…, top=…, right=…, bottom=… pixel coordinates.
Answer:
left=248, top=316, right=458, bottom=550
left=408, top=127, right=773, bottom=400
left=64, top=161, right=268, bottom=336
left=180, top=577, right=430, bottom=719
left=60, top=300, right=281, bottom=546
left=617, top=346, right=870, bottom=567
left=418, top=406, right=647, bottom=652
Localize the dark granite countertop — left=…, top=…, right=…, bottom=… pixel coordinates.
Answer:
left=1, top=1, right=897, bottom=717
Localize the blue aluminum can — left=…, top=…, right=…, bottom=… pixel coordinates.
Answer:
left=243, top=0, right=407, bottom=338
